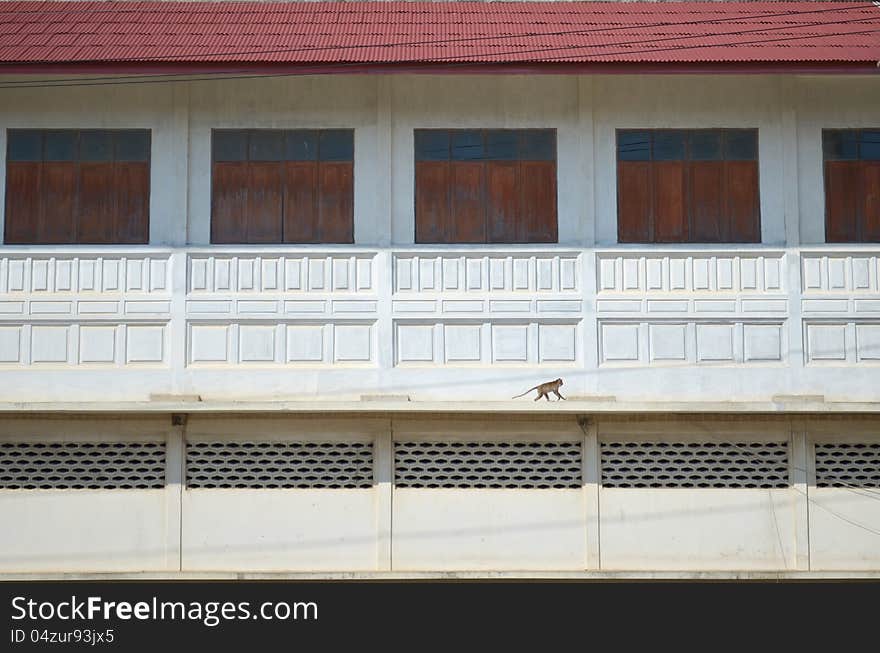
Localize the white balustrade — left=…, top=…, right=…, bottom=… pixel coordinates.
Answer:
left=0, top=245, right=877, bottom=403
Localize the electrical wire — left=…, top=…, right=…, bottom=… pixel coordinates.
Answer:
left=699, top=433, right=880, bottom=538
left=1, top=23, right=877, bottom=91
left=0, top=2, right=876, bottom=89
left=2, top=3, right=872, bottom=65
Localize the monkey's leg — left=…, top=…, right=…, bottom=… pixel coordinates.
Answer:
left=534, top=393, right=542, bottom=402
left=554, top=390, right=566, bottom=400
left=543, top=392, right=550, bottom=401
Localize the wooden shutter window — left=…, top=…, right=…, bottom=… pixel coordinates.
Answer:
left=414, top=161, right=451, bottom=244
left=4, top=161, right=41, bottom=244
left=617, top=129, right=760, bottom=244
left=245, top=163, right=284, bottom=243
left=864, top=162, right=880, bottom=242
left=210, top=129, right=353, bottom=244
left=41, top=131, right=77, bottom=243
left=520, top=160, right=557, bottom=243
left=725, top=161, right=760, bottom=243
left=519, top=130, right=557, bottom=243
left=4, top=129, right=150, bottom=245
left=823, top=129, right=880, bottom=243
left=487, top=160, right=518, bottom=243
left=616, top=161, right=651, bottom=243
left=414, top=129, right=557, bottom=244
left=414, top=131, right=451, bottom=243
left=314, top=130, right=354, bottom=244
left=316, top=160, right=354, bottom=243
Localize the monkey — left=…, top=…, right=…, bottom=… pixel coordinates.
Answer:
left=512, top=378, right=565, bottom=401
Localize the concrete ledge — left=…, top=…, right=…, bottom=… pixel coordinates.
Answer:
left=2, top=571, right=880, bottom=581
left=0, top=400, right=878, bottom=414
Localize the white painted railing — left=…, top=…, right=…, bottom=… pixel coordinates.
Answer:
left=0, top=245, right=877, bottom=403
left=595, top=248, right=789, bottom=366
left=0, top=248, right=171, bottom=370
left=800, top=250, right=880, bottom=365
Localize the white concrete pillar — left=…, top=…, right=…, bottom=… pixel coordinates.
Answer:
left=164, top=418, right=185, bottom=572
left=577, top=75, right=595, bottom=248
left=780, top=77, right=801, bottom=247
left=581, top=416, right=601, bottom=570
left=791, top=420, right=811, bottom=570
left=168, top=248, right=189, bottom=394
left=375, top=420, right=393, bottom=571
left=369, top=76, right=393, bottom=248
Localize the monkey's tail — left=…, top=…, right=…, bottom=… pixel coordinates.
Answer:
left=511, top=386, right=538, bottom=399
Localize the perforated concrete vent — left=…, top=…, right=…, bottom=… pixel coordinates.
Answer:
left=600, top=441, right=789, bottom=488
left=394, top=441, right=582, bottom=488
left=815, top=443, right=880, bottom=488
left=186, top=441, right=374, bottom=488
left=0, top=441, right=165, bottom=489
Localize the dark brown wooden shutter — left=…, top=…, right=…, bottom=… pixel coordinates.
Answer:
left=415, top=130, right=557, bottom=244
left=415, top=161, right=450, bottom=243
left=862, top=162, right=880, bottom=242
left=39, top=162, right=77, bottom=244
left=210, top=129, right=353, bottom=244
left=4, top=162, right=41, bottom=244
left=618, top=130, right=759, bottom=244
left=617, top=161, right=651, bottom=243
left=211, top=162, right=249, bottom=244
left=689, top=162, right=724, bottom=242
left=5, top=130, right=150, bottom=245
left=486, top=161, right=518, bottom=243
left=114, top=162, right=149, bottom=244
left=282, top=161, right=318, bottom=243
left=653, top=161, right=687, bottom=243
left=825, top=160, right=861, bottom=242
left=450, top=161, right=486, bottom=243
left=317, top=161, right=354, bottom=243
left=245, top=163, right=283, bottom=243
left=520, top=161, right=557, bottom=243
left=77, top=162, right=116, bottom=244
left=725, top=161, right=760, bottom=242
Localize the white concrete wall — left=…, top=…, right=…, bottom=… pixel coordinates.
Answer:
left=796, top=77, right=880, bottom=246
left=0, top=491, right=170, bottom=572
left=597, top=420, right=800, bottom=571
left=0, top=417, right=177, bottom=572
left=180, top=417, right=385, bottom=572
left=390, top=76, right=585, bottom=245
left=0, top=415, right=877, bottom=574
left=592, top=75, right=787, bottom=245
left=391, top=418, right=588, bottom=570
left=3, top=74, right=878, bottom=247
left=601, top=489, right=797, bottom=570
left=0, top=80, right=187, bottom=246
left=0, top=74, right=878, bottom=405
left=809, top=488, right=880, bottom=571
left=186, top=76, right=381, bottom=245
left=807, top=422, right=880, bottom=571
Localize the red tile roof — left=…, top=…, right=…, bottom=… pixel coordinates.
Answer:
left=0, top=1, right=878, bottom=72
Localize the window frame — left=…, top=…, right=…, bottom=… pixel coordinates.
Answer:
left=615, top=128, right=761, bottom=245
left=413, top=127, right=558, bottom=245
left=821, top=128, right=880, bottom=243
left=4, top=128, right=151, bottom=245
left=209, top=128, right=355, bottom=245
